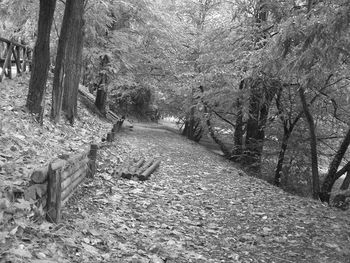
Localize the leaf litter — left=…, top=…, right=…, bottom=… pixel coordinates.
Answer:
left=1, top=77, right=350, bottom=262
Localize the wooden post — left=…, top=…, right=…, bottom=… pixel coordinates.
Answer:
left=27, top=49, right=32, bottom=71
left=87, top=144, right=98, bottom=178
left=7, top=44, right=12, bottom=79
left=0, top=43, right=13, bottom=82
left=46, top=159, right=65, bottom=223
left=107, top=132, right=113, bottom=142
left=14, top=46, right=21, bottom=75
left=111, top=123, right=119, bottom=140
left=112, top=123, right=119, bottom=132
left=22, top=47, right=27, bottom=72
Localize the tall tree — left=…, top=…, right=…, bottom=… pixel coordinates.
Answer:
left=233, top=0, right=278, bottom=171
left=61, top=0, right=85, bottom=124
left=26, top=0, right=56, bottom=123
left=51, top=0, right=84, bottom=124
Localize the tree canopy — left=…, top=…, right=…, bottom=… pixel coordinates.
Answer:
left=1, top=0, right=350, bottom=203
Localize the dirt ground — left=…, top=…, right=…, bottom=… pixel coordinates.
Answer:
left=60, top=123, right=350, bottom=263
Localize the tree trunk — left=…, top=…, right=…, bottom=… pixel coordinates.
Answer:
left=274, top=130, right=291, bottom=186
left=26, top=0, right=56, bottom=122
left=51, top=0, right=73, bottom=123
left=205, top=112, right=232, bottom=158
left=232, top=80, right=244, bottom=161
left=94, top=55, right=110, bottom=115
left=340, top=171, right=350, bottom=190
left=242, top=78, right=277, bottom=172
left=320, top=127, right=350, bottom=203
left=95, top=88, right=107, bottom=115
left=299, top=86, right=320, bottom=200
left=62, top=0, right=84, bottom=124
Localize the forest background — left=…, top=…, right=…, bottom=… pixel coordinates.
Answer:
left=1, top=0, right=350, bottom=208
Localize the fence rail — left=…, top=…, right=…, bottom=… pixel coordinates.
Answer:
left=0, top=36, right=32, bottom=82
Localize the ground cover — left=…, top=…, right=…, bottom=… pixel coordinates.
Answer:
left=1, top=79, right=350, bottom=263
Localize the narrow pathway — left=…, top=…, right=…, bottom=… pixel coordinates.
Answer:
left=63, top=124, right=350, bottom=263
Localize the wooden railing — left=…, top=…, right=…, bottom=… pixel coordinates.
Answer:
left=0, top=36, right=32, bottom=82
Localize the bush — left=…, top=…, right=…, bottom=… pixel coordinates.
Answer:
left=110, top=84, right=155, bottom=120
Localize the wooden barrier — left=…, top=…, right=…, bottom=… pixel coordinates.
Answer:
left=27, top=144, right=98, bottom=223
left=25, top=119, right=133, bottom=223
left=0, top=36, right=32, bottom=82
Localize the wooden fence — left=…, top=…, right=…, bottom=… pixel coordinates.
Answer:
left=0, top=36, right=32, bottom=82
left=27, top=118, right=127, bottom=223
left=29, top=144, right=97, bottom=223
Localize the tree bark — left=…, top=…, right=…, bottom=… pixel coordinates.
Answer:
left=51, top=0, right=73, bottom=123
left=62, top=0, right=85, bottom=124
left=94, top=55, right=110, bottom=115
left=26, top=0, right=56, bottom=122
left=232, top=80, right=244, bottom=161
left=298, top=86, right=320, bottom=200
left=320, top=127, right=350, bottom=202
left=95, top=88, right=108, bottom=115
left=205, top=112, right=232, bottom=158
left=340, top=171, right=350, bottom=190
left=242, top=78, right=277, bottom=172
left=51, top=0, right=84, bottom=124
left=274, top=130, right=291, bottom=186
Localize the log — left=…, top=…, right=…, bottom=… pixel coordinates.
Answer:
left=106, top=110, right=120, bottom=122
left=119, top=165, right=132, bottom=179
left=126, top=158, right=145, bottom=176
left=0, top=36, right=27, bottom=48
left=24, top=183, right=47, bottom=201
left=46, top=159, right=63, bottom=223
left=136, top=159, right=155, bottom=175
left=139, top=159, right=161, bottom=181
left=31, top=166, right=49, bottom=184
left=78, top=87, right=106, bottom=118
left=50, top=158, right=67, bottom=171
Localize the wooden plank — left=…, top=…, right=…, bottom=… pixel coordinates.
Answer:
left=61, top=153, right=88, bottom=181
left=61, top=172, right=86, bottom=207
left=61, top=166, right=87, bottom=204
left=46, top=160, right=63, bottom=223
left=61, top=161, right=88, bottom=191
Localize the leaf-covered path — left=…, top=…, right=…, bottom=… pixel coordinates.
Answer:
left=61, top=124, right=350, bottom=263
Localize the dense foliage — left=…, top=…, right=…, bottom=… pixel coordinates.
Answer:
left=1, top=0, right=350, bottom=203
